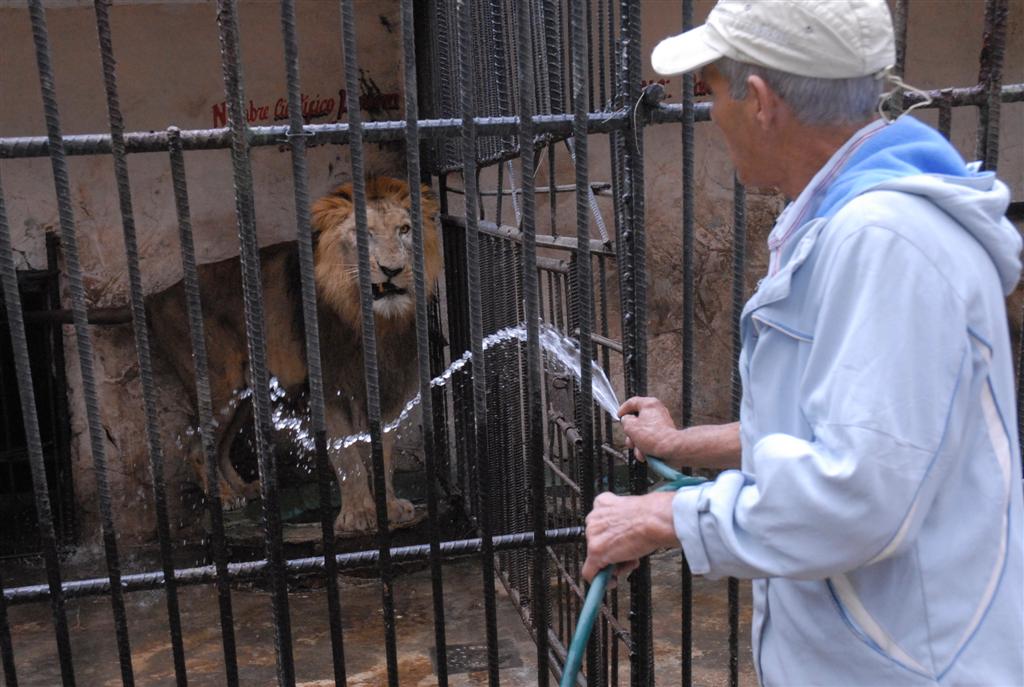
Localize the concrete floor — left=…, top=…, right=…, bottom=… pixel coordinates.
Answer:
left=3, top=549, right=755, bottom=686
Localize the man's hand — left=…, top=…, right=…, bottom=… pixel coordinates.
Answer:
left=581, top=491, right=679, bottom=585
left=618, top=396, right=678, bottom=462
left=619, top=396, right=743, bottom=470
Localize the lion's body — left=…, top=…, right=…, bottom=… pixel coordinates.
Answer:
left=148, top=177, right=442, bottom=534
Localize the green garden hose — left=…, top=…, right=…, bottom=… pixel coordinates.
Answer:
left=560, top=456, right=706, bottom=687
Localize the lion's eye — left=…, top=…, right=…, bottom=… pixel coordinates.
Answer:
left=399, top=223, right=412, bottom=235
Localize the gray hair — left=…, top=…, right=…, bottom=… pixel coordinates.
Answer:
left=716, top=57, right=883, bottom=126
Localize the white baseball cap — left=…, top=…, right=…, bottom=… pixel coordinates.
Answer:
left=651, top=0, right=896, bottom=79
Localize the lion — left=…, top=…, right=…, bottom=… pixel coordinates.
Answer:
left=148, top=176, right=443, bottom=534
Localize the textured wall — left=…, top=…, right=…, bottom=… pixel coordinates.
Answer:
left=0, top=0, right=405, bottom=542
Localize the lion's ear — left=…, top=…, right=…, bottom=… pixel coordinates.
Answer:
left=311, top=185, right=353, bottom=237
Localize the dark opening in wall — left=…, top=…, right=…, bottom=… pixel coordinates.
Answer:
left=0, top=240, right=74, bottom=557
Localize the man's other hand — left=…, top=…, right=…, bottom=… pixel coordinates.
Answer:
left=581, top=491, right=679, bottom=585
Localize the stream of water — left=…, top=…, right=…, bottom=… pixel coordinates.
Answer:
left=180, top=323, right=622, bottom=460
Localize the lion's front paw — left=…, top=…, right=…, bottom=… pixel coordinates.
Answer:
left=218, top=481, right=253, bottom=511
left=334, top=500, right=377, bottom=535
left=387, top=497, right=416, bottom=525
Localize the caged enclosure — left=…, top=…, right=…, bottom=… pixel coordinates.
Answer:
left=0, top=0, right=1022, bottom=685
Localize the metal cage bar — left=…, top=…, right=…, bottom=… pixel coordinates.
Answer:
left=213, top=1, right=296, bottom=683
left=91, top=4, right=189, bottom=683
left=3, top=527, right=586, bottom=605
left=513, top=2, right=551, bottom=685
left=276, top=1, right=348, bottom=683
left=166, top=128, right=241, bottom=687
left=338, top=1, right=401, bottom=684
left=728, top=176, right=747, bottom=687
left=401, top=1, right=450, bottom=684
left=8, top=83, right=1024, bottom=159
left=679, top=4, right=697, bottom=684
left=456, top=0, right=502, bottom=681
left=26, top=2, right=136, bottom=683
left=569, top=0, right=599, bottom=683
left=977, top=0, right=1009, bottom=171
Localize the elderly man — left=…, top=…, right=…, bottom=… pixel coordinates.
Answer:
left=581, top=1, right=1024, bottom=684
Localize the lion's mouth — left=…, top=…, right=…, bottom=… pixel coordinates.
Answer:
left=371, top=282, right=407, bottom=300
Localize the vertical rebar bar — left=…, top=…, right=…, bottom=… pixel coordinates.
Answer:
left=487, top=0, right=514, bottom=158
left=891, top=0, right=909, bottom=115
left=401, top=1, right=449, bottom=684
left=617, top=1, right=653, bottom=683
left=91, top=4, right=188, bottom=683
left=606, top=12, right=624, bottom=684
left=976, top=0, right=1008, bottom=171
left=213, top=2, right=295, bottom=683
left=456, top=0, right=501, bottom=682
left=937, top=89, right=953, bottom=140
left=516, top=2, right=550, bottom=684
left=597, top=0, right=607, bottom=109
left=26, top=2, right=135, bottom=683
left=679, top=5, right=696, bottom=684
left=339, top=1, right=400, bottom=684
left=586, top=0, right=595, bottom=113
left=496, top=156, right=506, bottom=226
left=166, top=128, right=240, bottom=687
left=276, top=1, right=347, bottom=683
left=543, top=0, right=565, bottom=115
left=569, top=0, right=600, bottom=682
left=728, top=175, right=746, bottom=687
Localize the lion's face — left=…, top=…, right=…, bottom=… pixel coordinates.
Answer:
left=311, top=177, right=442, bottom=327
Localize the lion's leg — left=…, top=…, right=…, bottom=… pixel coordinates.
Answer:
left=215, top=396, right=260, bottom=507
left=327, top=407, right=377, bottom=535
left=381, top=432, right=415, bottom=525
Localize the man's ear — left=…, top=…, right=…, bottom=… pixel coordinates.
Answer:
left=746, top=74, right=784, bottom=130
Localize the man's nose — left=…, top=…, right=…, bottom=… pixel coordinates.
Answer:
left=378, top=262, right=404, bottom=279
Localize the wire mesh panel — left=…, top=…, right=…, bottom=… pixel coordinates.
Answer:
left=0, top=1, right=1020, bottom=686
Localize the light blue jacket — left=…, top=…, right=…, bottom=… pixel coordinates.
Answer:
left=672, top=116, right=1024, bottom=686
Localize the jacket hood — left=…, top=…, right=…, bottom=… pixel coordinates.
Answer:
left=817, top=116, right=1022, bottom=295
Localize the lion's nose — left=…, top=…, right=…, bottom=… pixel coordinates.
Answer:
left=377, top=262, right=404, bottom=279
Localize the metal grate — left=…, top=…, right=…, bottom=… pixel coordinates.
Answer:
left=0, top=1, right=1020, bottom=686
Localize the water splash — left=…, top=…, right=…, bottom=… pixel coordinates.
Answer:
left=178, top=323, right=621, bottom=456
left=538, top=326, right=621, bottom=419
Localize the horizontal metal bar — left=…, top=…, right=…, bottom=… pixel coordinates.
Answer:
left=904, top=82, right=1023, bottom=108
left=572, top=328, right=622, bottom=353
left=1, top=112, right=632, bottom=159
left=537, top=256, right=570, bottom=274
left=444, top=214, right=614, bottom=255
left=447, top=182, right=613, bottom=197
left=4, top=527, right=584, bottom=606
left=5, top=82, right=1019, bottom=161
left=650, top=82, right=1024, bottom=124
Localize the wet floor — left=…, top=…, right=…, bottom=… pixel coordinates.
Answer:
left=3, top=550, right=754, bottom=685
